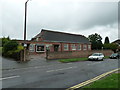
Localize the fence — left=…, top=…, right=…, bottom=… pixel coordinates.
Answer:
left=47, top=50, right=113, bottom=60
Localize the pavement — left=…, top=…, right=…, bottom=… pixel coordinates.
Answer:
left=1, top=56, right=119, bottom=88
left=1, top=56, right=60, bottom=70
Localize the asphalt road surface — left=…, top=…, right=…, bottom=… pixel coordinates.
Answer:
left=2, top=58, right=119, bottom=88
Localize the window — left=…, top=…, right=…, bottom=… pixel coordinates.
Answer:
left=83, top=45, right=87, bottom=50
left=88, top=45, right=91, bottom=50
left=77, top=44, right=81, bottom=50
left=36, top=45, right=45, bottom=52
left=64, top=44, right=68, bottom=50
left=72, top=44, right=76, bottom=50
left=29, top=44, right=35, bottom=52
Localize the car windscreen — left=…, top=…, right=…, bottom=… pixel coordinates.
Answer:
left=111, top=53, right=118, bottom=56
left=92, top=53, right=100, bottom=56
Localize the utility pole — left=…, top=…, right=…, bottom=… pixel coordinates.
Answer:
left=23, top=0, right=30, bottom=61
left=24, top=0, right=30, bottom=41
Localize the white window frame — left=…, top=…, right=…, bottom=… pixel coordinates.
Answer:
left=78, top=44, right=81, bottom=50
left=88, top=45, right=91, bottom=50
left=72, top=44, right=76, bottom=50
left=29, top=44, right=35, bottom=52
left=64, top=44, right=68, bottom=50
left=36, top=45, right=45, bottom=52
left=83, top=45, right=87, bottom=50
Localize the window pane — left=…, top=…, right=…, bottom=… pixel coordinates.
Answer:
left=29, top=44, right=35, bottom=52
left=83, top=45, right=87, bottom=50
left=88, top=45, right=91, bottom=50
left=78, top=44, right=81, bottom=50
left=64, top=44, right=68, bottom=50
left=72, top=44, right=76, bottom=50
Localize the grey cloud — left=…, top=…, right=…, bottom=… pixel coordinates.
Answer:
left=28, top=2, right=118, bottom=31
left=118, top=1, right=120, bottom=39
left=1, top=0, right=118, bottom=41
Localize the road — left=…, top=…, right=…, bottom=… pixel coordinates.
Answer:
left=2, top=58, right=119, bottom=88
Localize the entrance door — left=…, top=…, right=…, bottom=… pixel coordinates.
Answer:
left=54, top=45, right=59, bottom=52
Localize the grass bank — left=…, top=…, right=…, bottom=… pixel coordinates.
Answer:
left=83, top=73, right=120, bottom=88
left=59, top=57, right=88, bottom=63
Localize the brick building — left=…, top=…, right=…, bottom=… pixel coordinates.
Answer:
left=112, top=39, right=120, bottom=46
left=112, top=39, right=120, bottom=51
left=18, top=29, right=91, bottom=55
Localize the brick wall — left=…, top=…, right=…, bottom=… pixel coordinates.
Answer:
left=47, top=50, right=113, bottom=60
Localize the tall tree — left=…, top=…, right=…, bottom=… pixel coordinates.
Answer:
left=104, top=36, right=110, bottom=44
left=103, top=36, right=110, bottom=50
left=88, top=33, right=103, bottom=50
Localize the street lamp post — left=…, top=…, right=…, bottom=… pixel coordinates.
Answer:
left=23, top=0, right=30, bottom=61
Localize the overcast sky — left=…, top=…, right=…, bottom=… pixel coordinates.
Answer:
left=1, top=0, right=119, bottom=43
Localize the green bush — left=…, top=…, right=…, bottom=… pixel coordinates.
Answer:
left=103, top=43, right=118, bottom=52
left=2, top=40, right=24, bottom=57
left=16, top=45, right=24, bottom=52
left=1, top=36, right=10, bottom=47
left=3, top=41, right=18, bottom=52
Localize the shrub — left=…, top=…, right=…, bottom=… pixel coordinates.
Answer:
left=3, top=40, right=18, bottom=53
left=16, top=45, right=24, bottom=52
left=2, top=40, right=24, bottom=57
left=1, top=36, right=10, bottom=47
left=103, top=43, right=118, bottom=52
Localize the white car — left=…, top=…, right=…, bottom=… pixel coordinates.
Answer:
left=88, top=53, right=104, bottom=61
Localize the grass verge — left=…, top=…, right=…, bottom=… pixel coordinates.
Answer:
left=104, top=56, right=109, bottom=59
left=0, top=47, right=2, bottom=54
left=59, top=57, right=88, bottom=63
left=83, top=73, right=120, bottom=88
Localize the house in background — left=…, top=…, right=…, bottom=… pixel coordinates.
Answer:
left=112, top=39, right=120, bottom=46
left=18, top=29, right=91, bottom=55
left=112, top=39, right=120, bottom=51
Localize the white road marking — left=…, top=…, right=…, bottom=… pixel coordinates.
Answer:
left=7, top=65, right=48, bottom=71
left=46, top=66, right=77, bottom=72
left=87, top=62, right=101, bottom=66
left=67, top=63, right=72, bottom=64
left=6, top=62, right=74, bottom=72
left=8, top=67, right=33, bottom=71
left=34, top=66, right=40, bottom=69
left=0, top=75, right=20, bottom=80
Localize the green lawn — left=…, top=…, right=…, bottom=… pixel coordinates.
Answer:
left=104, top=56, right=109, bottom=59
left=0, top=47, right=2, bottom=54
left=59, top=57, right=88, bottom=63
left=83, top=73, right=119, bottom=88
